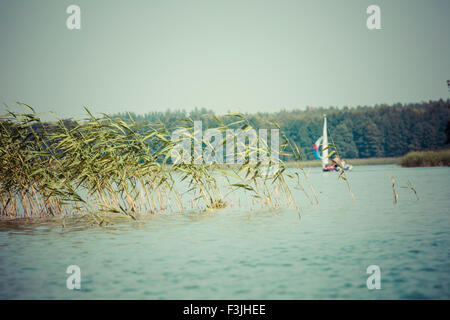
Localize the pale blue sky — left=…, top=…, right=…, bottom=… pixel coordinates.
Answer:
left=0, top=0, right=449, bottom=119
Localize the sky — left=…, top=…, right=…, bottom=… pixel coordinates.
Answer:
left=0, top=0, right=449, bottom=119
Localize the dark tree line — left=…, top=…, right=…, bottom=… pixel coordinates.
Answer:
left=114, top=99, right=450, bottom=160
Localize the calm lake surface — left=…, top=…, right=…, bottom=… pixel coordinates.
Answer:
left=0, top=165, right=449, bottom=299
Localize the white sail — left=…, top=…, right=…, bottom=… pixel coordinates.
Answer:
left=322, top=114, right=328, bottom=168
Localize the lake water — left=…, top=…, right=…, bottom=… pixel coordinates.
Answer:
left=0, top=165, right=449, bottom=299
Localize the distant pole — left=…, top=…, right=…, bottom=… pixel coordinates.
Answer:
left=447, top=80, right=450, bottom=91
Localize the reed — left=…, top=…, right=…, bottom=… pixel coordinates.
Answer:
left=0, top=104, right=322, bottom=222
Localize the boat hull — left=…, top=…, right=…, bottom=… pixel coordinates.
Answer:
left=322, top=165, right=353, bottom=172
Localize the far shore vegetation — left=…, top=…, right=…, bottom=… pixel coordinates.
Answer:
left=115, top=99, right=450, bottom=161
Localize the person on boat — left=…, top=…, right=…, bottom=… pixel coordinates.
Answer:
left=332, top=156, right=352, bottom=171
left=332, top=156, right=342, bottom=168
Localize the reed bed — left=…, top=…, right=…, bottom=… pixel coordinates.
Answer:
left=0, top=104, right=324, bottom=222
left=401, top=149, right=450, bottom=167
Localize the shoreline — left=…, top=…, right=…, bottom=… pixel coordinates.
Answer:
left=285, top=157, right=401, bottom=168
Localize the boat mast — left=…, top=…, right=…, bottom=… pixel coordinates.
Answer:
left=322, top=114, right=329, bottom=168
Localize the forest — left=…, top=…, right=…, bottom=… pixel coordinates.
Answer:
left=114, top=99, right=450, bottom=161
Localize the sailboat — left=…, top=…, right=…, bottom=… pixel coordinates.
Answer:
left=313, top=114, right=353, bottom=172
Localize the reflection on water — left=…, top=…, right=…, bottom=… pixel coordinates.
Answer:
left=0, top=165, right=449, bottom=299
